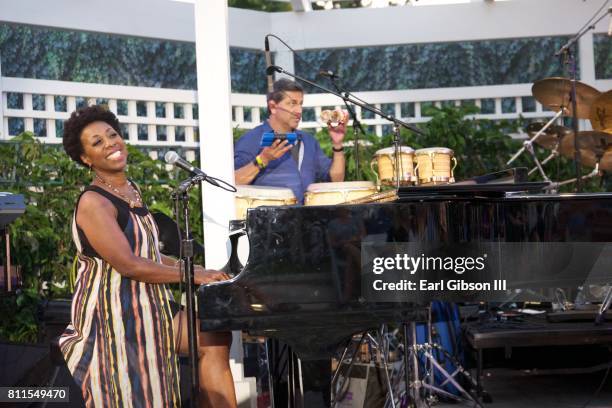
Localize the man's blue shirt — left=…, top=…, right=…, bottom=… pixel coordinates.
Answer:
left=234, top=121, right=332, bottom=203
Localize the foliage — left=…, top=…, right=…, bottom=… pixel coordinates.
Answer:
left=594, top=33, right=612, bottom=80
left=0, top=24, right=267, bottom=94
left=296, top=36, right=576, bottom=93
left=0, top=133, right=203, bottom=343
left=229, top=0, right=292, bottom=11
left=1, top=23, right=609, bottom=98
left=0, top=287, right=41, bottom=343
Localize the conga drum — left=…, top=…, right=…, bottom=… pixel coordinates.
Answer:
left=304, top=181, right=377, bottom=206
left=414, top=147, right=457, bottom=185
left=234, top=185, right=297, bottom=220
left=370, top=146, right=416, bottom=186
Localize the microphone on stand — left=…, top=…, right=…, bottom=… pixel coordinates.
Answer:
left=165, top=151, right=237, bottom=193
left=164, top=151, right=206, bottom=177
left=266, top=65, right=281, bottom=76
left=265, top=35, right=274, bottom=92
left=318, top=70, right=341, bottom=80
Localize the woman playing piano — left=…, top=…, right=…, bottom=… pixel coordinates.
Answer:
left=58, top=105, right=237, bottom=408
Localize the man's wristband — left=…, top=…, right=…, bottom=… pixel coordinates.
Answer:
left=254, top=155, right=267, bottom=170
left=332, top=146, right=344, bottom=153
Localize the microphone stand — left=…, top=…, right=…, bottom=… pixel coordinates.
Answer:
left=172, top=177, right=201, bottom=408
left=329, top=75, right=367, bottom=178
left=267, top=65, right=424, bottom=189
left=554, top=6, right=611, bottom=193
left=171, top=172, right=236, bottom=407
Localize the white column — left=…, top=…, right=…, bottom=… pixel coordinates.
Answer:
left=0, top=54, right=6, bottom=140
left=193, top=2, right=256, bottom=407
left=274, top=49, right=295, bottom=82
left=195, top=0, right=235, bottom=268
left=578, top=30, right=596, bottom=86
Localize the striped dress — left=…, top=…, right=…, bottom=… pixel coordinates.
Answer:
left=59, top=185, right=180, bottom=407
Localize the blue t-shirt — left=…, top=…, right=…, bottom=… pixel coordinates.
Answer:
left=234, top=121, right=332, bottom=203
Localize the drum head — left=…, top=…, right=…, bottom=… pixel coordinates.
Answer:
left=415, top=147, right=454, bottom=155
left=306, top=181, right=376, bottom=192
left=235, top=184, right=296, bottom=199
left=374, top=146, right=415, bottom=155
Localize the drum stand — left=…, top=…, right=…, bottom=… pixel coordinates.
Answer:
left=544, top=162, right=601, bottom=193
left=331, top=325, right=397, bottom=408
left=402, top=310, right=483, bottom=408
left=528, top=148, right=559, bottom=176
left=507, top=109, right=564, bottom=178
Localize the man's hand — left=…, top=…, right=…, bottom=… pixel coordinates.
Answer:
left=259, top=139, right=292, bottom=166
left=195, top=266, right=231, bottom=285
left=328, top=111, right=349, bottom=147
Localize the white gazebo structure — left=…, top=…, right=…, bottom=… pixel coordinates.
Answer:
left=1, top=0, right=610, bottom=405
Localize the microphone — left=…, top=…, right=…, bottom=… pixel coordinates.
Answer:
left=266, top=65, right=281, bottom=75
left=164, top=151, right=206, bottom=177
left=318, top=70, right=340, bottom=79
left=265, top=36, right=274, bottom=92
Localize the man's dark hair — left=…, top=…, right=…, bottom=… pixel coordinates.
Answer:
left=266, top=78, right=304, bottom=108
left=62, top=105, right=122, bottom=167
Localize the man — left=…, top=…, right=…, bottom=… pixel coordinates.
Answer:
left=234, top=79, right=348, bottom=203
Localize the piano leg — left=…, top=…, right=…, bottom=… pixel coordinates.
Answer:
left=299, top=359, right=331, bottom=408
left=265, top=338, right=331, bottom=408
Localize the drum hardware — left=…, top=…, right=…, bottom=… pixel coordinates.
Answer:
left=528, top=150, right=559, bottom=176
left=596, top=287, right=612, bottom=325
left=401, top=311, right=483, bottom=408
left=507, top=109, right=565, bottom=166
left=555, top=2, right=609, bottom=191
left=524, top=122, right=572, bottom=176
left=543, top=163, right=600, bottom=192
left=331, top=326, right=397, bottom=408
left=520, top=139, right=551, bottom=182
left=326, top=73, right=369, bottom=177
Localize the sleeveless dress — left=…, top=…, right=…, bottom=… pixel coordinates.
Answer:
left=59, top=185, right=181, bottom=407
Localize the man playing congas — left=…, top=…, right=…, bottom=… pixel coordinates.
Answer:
left=234, top=79, right=348, bottom=203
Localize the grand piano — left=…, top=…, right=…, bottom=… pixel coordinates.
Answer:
left=198, top=183, right=612, bottom=406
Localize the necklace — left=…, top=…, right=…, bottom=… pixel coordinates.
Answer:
left=94, top=173, right=142, bottom=208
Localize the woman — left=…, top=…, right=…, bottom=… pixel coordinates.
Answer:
left=58, top=105, right=237, bottom=408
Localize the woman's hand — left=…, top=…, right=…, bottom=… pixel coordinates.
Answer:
left=194, top=266, right=231, bottom=285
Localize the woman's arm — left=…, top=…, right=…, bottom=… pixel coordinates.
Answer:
left=76, top=191, right=228, bottom=284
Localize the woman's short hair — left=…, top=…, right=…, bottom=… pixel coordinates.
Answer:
left=266, top=79, right=304, bottom=113
left=62, top=105, right=122, bottom=167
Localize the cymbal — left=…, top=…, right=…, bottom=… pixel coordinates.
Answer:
left=590, top=90, right=612, bottom=131
left=559, top=131, right=612, bottom=171
left=525, top=122, right=573, bottom=150
left=532, top=77, right=600, bottom=119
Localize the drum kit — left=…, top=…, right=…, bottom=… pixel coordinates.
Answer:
left=507, top=78, right=612, bottom=190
